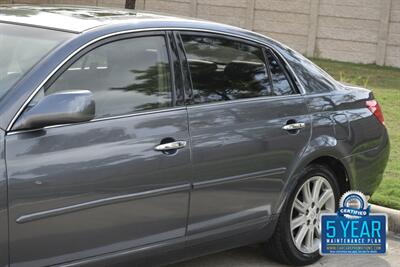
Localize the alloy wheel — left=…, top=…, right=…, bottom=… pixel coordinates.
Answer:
left=289, top=176, right=336, bottom=254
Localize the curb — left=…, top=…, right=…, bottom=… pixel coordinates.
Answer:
left=371, top=204, right=400, bottom=233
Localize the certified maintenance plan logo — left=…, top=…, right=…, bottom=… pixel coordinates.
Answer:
left=320, top=191, right=387, bottom=255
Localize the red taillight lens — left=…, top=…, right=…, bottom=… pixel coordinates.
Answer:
left=366, top=100, right=385, bottom=125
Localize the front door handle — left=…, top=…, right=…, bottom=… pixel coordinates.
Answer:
left=154, top=141, right=187, bottom=152
left=282, top=122, right=306, bottom=131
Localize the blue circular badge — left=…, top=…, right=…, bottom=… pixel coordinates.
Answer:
left=338, top=191, right=370, bottom=219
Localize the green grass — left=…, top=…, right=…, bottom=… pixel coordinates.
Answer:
left=311, top=58, right=400, bottom=210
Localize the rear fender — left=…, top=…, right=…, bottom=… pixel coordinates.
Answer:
left=273, top=135, right=351, bottom=214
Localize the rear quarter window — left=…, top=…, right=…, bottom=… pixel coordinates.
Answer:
left=278, top=46, right=337, bottom=94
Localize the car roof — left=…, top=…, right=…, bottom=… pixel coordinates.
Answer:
left=0, top=5, right=235, bottom=33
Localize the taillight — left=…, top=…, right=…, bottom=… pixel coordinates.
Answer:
left=366, top=100, right=385, bottom=125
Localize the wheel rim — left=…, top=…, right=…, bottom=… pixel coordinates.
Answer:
left=290, top=176, right=335, bottom=254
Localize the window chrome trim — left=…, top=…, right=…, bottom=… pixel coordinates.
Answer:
left=186, top=94, right=304, bottom=109
left=7, top=107, right=187, bottom=136
left=6, top=27, right=307, bottom=133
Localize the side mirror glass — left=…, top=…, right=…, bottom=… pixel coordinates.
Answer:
left=13, top=90, right=95, bottom=131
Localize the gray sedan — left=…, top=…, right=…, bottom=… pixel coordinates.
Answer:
left=0, top=5, right=389, bottom=267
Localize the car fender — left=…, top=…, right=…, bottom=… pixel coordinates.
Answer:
left=273, top=134, right=353, bottom=215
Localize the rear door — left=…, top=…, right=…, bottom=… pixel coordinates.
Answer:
left=6, top=32, right=191, bottom=267
left=178, top=32, right=311, bottom=238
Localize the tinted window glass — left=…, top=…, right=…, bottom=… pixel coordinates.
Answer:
left=46, top=36, right=172, bottom=118
left=0, top=23, right=73, bottom=100
left=181, top=34, right=272, bottom=103
left=265, top=50, right=294, bottom=96
left=278, top=46, right=336, bottom=93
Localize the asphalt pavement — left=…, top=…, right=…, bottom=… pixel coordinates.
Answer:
left=172, top=234, right=400, bottom=267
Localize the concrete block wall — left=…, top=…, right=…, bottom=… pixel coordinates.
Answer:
left=4, top=0, right=400, bottom=68
left=316, top=0, right=382, bottom=64
left=387, top=0, right=400, bottom=67
left=138, top=0, right=192, bottom=17
left=138, top=0, right=400, bottom=67
left=6, top=0, right=125, bottom=7
left=253, top=0, right=311, bottom=54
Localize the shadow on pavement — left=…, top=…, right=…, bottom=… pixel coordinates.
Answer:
left=173, top=237, right=399, bottom=267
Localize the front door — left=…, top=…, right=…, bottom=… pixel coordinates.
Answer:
left=6, top=33, right=191, bottom=267
left=178, top=32, right=311, bottom=237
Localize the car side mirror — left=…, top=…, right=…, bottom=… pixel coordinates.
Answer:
left=13, top=90, right=95, bottom=131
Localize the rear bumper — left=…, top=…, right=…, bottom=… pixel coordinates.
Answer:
left=342, top=127, right=390, bottom=195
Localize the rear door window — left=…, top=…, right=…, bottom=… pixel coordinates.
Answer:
left=265, top=49, right=295, bottom=96
left=180, top=34, right=273, bottom=104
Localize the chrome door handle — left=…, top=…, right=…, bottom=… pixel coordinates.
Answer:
left=282, top=122, right=306, bottom=131
left=154, top=141, right=187, bottom=152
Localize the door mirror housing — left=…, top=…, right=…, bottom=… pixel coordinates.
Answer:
left=13, top=90, right=95, bottom=131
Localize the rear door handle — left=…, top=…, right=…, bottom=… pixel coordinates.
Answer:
left=282, top=122, right=306, bottom=131
left=154, top=141, right=187, bottom=152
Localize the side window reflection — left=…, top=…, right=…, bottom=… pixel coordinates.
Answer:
left=278, top=46, right=337, bottom=93
left=181, top=34, right=272, bottom=104
left=46, top=36, right=172, bottom=118
left=265, top=50, right=294, bottom=96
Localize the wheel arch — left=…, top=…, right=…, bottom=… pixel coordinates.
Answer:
left=306, top=156, right=350, bottom=196
left=274, top=151, right=352, bottom=215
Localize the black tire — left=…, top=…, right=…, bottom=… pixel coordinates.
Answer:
left=264, top=164, right=340, bottom=266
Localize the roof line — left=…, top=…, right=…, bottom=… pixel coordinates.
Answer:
left=0, top=19, right=80, bottom=33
